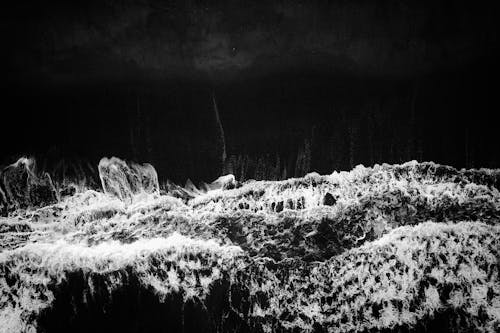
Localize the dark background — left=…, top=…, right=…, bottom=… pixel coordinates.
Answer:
left=1, top=0, right=499, bottom=183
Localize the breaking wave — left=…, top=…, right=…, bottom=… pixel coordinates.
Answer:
left=0, top=157, right=499, bottom=332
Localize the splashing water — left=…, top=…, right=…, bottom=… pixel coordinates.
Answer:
left=0, top=158, right=499, bottom=332
left=1, top=157, right=58, bottom=212
left=98, top=157, right=159, bottom=204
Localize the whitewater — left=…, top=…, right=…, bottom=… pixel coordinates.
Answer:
left=0, top=157, right=499, bottom=332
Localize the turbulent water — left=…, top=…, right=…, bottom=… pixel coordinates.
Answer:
left=0, top=158, right=499, bottom=332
